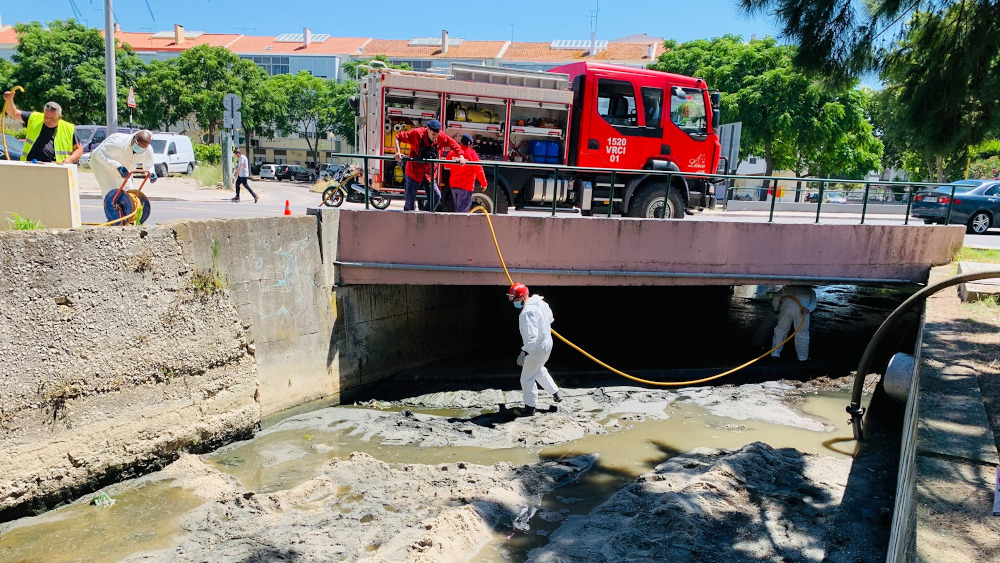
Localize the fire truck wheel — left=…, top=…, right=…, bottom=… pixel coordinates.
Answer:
left=629, top=184, right=685, bottom=219
left=473, top=188, right=510, bottom=215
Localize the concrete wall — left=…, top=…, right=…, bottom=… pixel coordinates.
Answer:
left=0, top=226, right=258, bottom=519
left=325, top=209, right=964, bottom=287
left=0, top=160, right=81, bottom=229
left=0, top=215, right=491, bottom=517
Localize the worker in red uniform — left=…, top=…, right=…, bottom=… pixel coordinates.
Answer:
left=445, top=134, right=488, bottom=213
left=393, top=119, right=465, bottom=211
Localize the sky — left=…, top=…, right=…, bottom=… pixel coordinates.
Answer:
left=2, top=0, right=786, bottom=44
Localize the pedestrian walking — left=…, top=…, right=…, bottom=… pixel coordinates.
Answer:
left=508, top=282, right=562, bottom=416
left=232, top=147, right=258, bottom=203
left=771, top=285, right=818, bottom=362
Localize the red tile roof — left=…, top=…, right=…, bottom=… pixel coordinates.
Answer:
left=359, top=39, right=507, bottom=59
left=112, top=31, right=243, bottom=52
left=0, top=26, right=17, bottom=45
left=503, top=42, right=663, bottom=62
left=229, top=36, right=370, bottom=55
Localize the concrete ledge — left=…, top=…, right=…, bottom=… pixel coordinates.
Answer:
left=957, top=262, right=1000, bottom=302
left=0, top=160, right=81, bottom=228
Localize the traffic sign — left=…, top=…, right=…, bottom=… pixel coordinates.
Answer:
left=127, top=87, right=136, bottom=109
left=223, top=93, right=242, bottom=112
left=223, top=93, right=242, bottom=130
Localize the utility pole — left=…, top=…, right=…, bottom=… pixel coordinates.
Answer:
left=104, top=0, right=118, bottom=132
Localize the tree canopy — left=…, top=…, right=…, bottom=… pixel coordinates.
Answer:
left=650, top=35, right=881, bottom=181
left=9, top=19, right=144, bottom=124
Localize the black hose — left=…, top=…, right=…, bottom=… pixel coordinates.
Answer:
left=849, top=269, right=1000, bottom=441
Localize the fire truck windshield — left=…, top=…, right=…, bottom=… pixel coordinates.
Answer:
left=670, top=87, right=707, bottom=134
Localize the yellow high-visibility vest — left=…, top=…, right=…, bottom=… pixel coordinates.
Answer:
left=21, top=112, right=76, bottom=163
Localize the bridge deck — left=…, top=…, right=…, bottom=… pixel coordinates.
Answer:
left=317, top=209, right=965, bottom=287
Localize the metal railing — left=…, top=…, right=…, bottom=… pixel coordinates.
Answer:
left=324, top=152, right=959, bottom=225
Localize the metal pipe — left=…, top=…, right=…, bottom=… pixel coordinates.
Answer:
left=334, top=260, right=920, bottom=284
left=848, top=269, right=1000, bottom=441
left=104, top=0, right=118, bottom=133
left=861, top=182, right=870, bottom=224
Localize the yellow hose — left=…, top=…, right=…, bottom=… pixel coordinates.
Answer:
left=83, top=191, right=142, bottom=226
left=1, top=86, right=25, bottom=160
left=471, top=205, right=805, bottom=387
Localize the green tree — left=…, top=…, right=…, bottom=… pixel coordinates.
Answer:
left=10, top=19, right=144, bottom=124
left=271, top=71, right=336, bottom=165
left=135, top=60, right=187, bottom=131
left=0, top=59, right=14, bottom=93
left=332, top=56, right=412, bottom=151
left=740, top=0, right=1000, bottom=182
left=651, top=35, right=881, bottom=187
left=169, top=45, right=268, bottom=142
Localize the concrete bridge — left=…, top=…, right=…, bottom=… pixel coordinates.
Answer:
left=322, top=209, right=965, bottom=287
left=0, top=208, right=965, bottom=520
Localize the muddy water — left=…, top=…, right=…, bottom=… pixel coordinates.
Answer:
left=0, top=480, right=204, bottom=563
left=474, top=392, right=861, bottom=561
left=0, top=390, right=866, bottom=562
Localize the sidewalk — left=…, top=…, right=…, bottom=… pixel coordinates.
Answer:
left=903, top=264, right=1000, bottom=561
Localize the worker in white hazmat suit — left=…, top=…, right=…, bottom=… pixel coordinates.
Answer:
left=90, top=130, right=157, bottom=198
left=771, top=285, right=818, bottom=362
left=508, top=282, right=562, bottom=416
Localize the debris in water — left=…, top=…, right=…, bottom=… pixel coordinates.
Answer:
left=91, top=492, right=115, bottom=508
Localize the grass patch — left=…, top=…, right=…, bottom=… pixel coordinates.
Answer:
left=955, top=247, right=1000, bottom=263
left=189, top=238, right=225, bottom=295
left=6, top=212, right=44, bottom=230
left=963, top=294, right=1000, bottom=323
left=193, top=163, right=224, bottom=187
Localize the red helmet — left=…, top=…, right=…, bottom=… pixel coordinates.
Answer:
left=507, top=282, right=529, bottom=301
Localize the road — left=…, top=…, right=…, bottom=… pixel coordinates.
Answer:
left=80, top=195, right=1000, bottom=249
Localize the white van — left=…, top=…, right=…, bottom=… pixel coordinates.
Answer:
left=150, top=133, right=196, bottom=176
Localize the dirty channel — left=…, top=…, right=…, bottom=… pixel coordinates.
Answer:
left=0, top=284, right=914, bottom=562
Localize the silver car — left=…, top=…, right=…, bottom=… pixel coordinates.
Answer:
left=259, top=164, right=278, bottom=180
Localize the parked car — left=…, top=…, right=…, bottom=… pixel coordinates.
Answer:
left=259, top=164, right=279, bottom=179
left=0, top=134, right=24, bottom=160
left=319, top=163, right=344, bottom=180
left=275, top=164, right=316, bottom=182
left=911, top=179, right=1000, bottom=233
left=150, top=133, right=196, bottom=177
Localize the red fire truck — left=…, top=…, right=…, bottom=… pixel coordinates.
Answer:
left=358, top=61, right=723, bottom=217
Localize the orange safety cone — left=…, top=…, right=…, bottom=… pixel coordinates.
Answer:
left=283, top=200, right=292, bottom=216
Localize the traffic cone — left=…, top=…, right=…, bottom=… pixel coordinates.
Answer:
left=283, top=200, right=291, bottom=216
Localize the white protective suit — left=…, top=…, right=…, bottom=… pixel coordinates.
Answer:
left=518, top=295, right=560, bottom=408
left=90, top=133, right=155, bottom=198
left=771, top=285, right=818, bottom=361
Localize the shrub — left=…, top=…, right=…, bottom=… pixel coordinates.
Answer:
left=193, top=143, right=222, bottom=165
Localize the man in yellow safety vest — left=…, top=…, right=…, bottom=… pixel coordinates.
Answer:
left=2, top=91, right=83, bottom=164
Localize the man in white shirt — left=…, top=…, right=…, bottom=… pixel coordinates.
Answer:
left=90, top=130, right=156, bottom=198
left=232, top=147, right=258, bottom=203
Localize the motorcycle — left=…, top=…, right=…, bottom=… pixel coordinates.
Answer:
left=321, top=164, right=391, bottom=210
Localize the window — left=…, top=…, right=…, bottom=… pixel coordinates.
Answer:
left=985, top=185, right=1000, bottom=196
left=670, top=86, right=707, bottom=133
left=641, top=87, right=663, bottom=129
left=242, top=55, right=291, bottom=76
left=597, top=79, right=638, bottom=127
left=91, top=130, right=106, bottom=145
